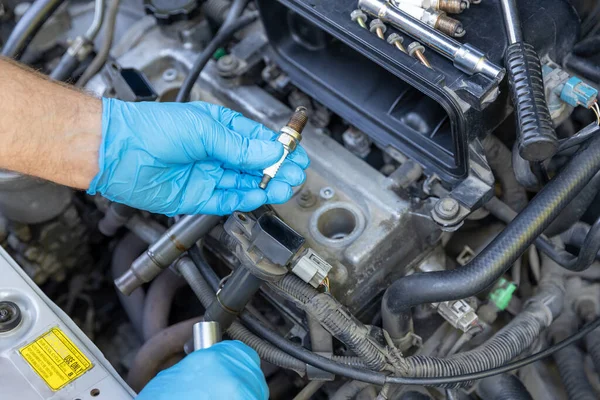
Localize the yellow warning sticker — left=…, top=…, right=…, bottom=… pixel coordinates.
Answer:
left=19, top=327, right=93, bottom=391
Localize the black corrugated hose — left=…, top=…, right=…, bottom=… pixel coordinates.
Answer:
left=2, top=0, right=66, bottom=59
left=272, top=274, right=388, bottom=371
left=476, top=374, right=533, bottom=400
left=381, top=133, right=600, bottom=341
left=395, top=278, right=564, bottom=388
left=190, top=245, right=600, bottom=386
left=553, top=345, right=597, bottom=400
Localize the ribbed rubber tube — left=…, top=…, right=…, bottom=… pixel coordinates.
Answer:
left=273, top=274, right=387, bottom=371
left=554, top=345, right=597, bottom=400
left=585, top=329, right=600, bottom=375
left=477, top=374, right=533, bottom=400
left=2, top=0, right=66, bottom=59
left=505, top=42, right=557, bottom=161
left=382, top=134, right=600, bottom=339
left=400, top=289, right=560, bottom=388
left=175, top=257, right=306, bottom=375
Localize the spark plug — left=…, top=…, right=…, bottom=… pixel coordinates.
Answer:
left=391, top=0, right=469, bottom=14
left=259, top=107, right=308, bottom=189
left=389, top=2, right=465, bottom=37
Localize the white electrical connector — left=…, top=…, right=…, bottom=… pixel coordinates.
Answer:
left=291, top=248, right=333, bottom=288
left=436, top=299, right=479, bottom=332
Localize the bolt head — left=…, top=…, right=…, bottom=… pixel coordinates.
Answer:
left=350, top=9, right=367, bottom=22
left=369, top=19, right=387, bottom=34
left=407, top=42, right=426, bottom=56
left=387, top=33, right=404, bottom=45
left=435, top=197, right=460, bottom=220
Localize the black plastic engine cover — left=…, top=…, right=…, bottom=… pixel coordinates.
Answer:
left=257, top=0, right=579, bottom=185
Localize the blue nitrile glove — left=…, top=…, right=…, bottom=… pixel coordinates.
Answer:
left=136, top=341, right=268, bottom=400
left=88, top=98, right=309, bottom=216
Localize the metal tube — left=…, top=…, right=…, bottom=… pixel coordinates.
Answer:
left=203, top=267, right=263, bottom=330
left=115, top=214, right=220, bottom=295
left=84, top=0, right=106, bottom=41
left=358, top=0, right=505, bottom=81
left=499, top=0, right=522, bottom=44
left=193, top=321, right=222, bottom=350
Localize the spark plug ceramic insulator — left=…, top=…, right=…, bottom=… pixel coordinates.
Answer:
left=389, top=2, right=465, bottom=36
left=259, top=107, right=308, bottom=189
left=391, top=0, right=469, bottom=14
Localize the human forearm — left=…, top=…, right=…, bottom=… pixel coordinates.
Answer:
left=0, top=58, right=101, bottom=189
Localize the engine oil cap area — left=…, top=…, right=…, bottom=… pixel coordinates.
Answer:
left=0, top=301, right=22, bottom=333
left=19, top=327, right=94, bottom=391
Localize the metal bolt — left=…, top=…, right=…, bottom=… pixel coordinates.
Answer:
left=350, top=10, right=368, bottom=29
left=162, top=68, right=178, bottom=82
left=217, top=55, right=240, bottom=78
left=407, top=42, right=432, bottom=69
left=386, top=33, right=407, bottom=53
left=0, top=301, right=22, bottom=333
left=320, top=187, right=335, bottom=200
left=297, top=190, right=317, bottom=208
left=369, top=19, right=387, bottom=39
left=435, top=197, right=460, bottom=220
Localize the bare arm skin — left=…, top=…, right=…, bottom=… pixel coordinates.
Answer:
left=0, top=58, right=101, bottom=189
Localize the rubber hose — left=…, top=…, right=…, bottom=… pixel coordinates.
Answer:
left=553, top=345, right=597, bottom=400
left=111, top=232, right=147, bottom=340
left=487, top=196, right=600, bottom=271
left=292, top=381, right=325, bottom=400
left=202, top=0, right=232, bottom=23
left=477, top=374, right=533, bottom=400
left=127, top=317, right=201, bottom=392
left=584, top=328, right=600, bottom=375
left=331, top=381, right=372, bottom=400
left=573, top=36, right=600, bottom=58
left=76, top=0, right=120, bottom=88
left=49, top=52, right=80, bottom=81
left=565, top=55, right=600, bottom=83
left=273, top=274, right=387, bottom=371
left=398, top=280, right=564, bottom=388
left=1, top=0, right=66, bottom=59
left=175, top=3, right=257, bottom=102
left=141, top=269, right=186, bottom=341
left=483, top=135, right=528, bottom=211
left=399, top=392, right=432, bottom=400
left=382, top=134, right=600, bottom=339
left=557, top=123, right=600, bottom=155
left=544, top=171, right=600, bottom=237
left=175, top=256, right=307, bottom=375
left=561, top=222, right=594, bottom=250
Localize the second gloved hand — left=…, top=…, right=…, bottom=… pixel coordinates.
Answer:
left=88, top=99, right=309, bottom=216
left=136, top=341, right=268, bottom=400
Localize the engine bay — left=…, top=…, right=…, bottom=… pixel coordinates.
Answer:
left=1, top=0, right=600, bottom=399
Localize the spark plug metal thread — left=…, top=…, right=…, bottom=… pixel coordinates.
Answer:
left=435, top=13, right=465, bottom=37
left=434, top=0, right=469, bottom=14
left=259, top=107, right=308, bottom=189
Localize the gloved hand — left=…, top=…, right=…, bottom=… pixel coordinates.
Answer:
left=136, top=341, right=268, bottom=400
left=88, top=99, right=309, bottom=216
